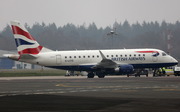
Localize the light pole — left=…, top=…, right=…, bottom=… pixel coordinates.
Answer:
left=107, top=28, right=117, bottom=49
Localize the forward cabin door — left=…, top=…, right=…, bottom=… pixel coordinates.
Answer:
left=56, top=55, right=61, bottom=64
left=152, top=53, right=158, bottom=62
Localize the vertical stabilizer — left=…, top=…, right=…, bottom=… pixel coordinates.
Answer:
left=10, top=21, right=52, bottom=55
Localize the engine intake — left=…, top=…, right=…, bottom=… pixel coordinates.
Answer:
left=114, top=65, right=133, bottom=74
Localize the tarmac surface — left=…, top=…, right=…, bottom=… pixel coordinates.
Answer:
left=0, top=75, right=180, bottom=112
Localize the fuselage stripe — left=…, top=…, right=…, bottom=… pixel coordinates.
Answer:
left=135, top=51, right=158, bottom=53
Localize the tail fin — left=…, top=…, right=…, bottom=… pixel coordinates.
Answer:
left=10, top=21, right=52, bottom=55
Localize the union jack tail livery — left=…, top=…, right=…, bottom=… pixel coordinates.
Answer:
left=10, top=21, right=51, bottom=55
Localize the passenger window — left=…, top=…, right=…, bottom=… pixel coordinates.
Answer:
left=125, top=55, right=127, bottom=57
left=139, top=54, right=141, bottom=56
left=111, top=55, right=113, bottom=57
left=83, top=56, right=85, bottom=58
left=120, top=55, right=122, bottom=57
left=107, top=55, right=109, bottom=57
left=97, top=55, right=99, bottom=58
left=79, top=56, right=81, bottom=58
left=65, top=56, right=67, bottom=58
left=88, top=56, right=90, bottom=58
left=129, top=55, right=131, bottom=57
left=116, top=55, right=118, bottom=57
left=69, top=56, right=71, bottom=58
left=143, top=54, right=145, bottom=56
left=74, top=56, right=76, bottom=58
left=134, top=54, right=136, bottom=57
left=92, top=55, right=94, bottom=58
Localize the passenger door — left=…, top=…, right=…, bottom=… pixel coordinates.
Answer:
left=152, top=53, right=158, bottom=62
left=56, top=55, right=61, bottom=64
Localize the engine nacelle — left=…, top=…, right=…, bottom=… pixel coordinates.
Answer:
left=114, top=65, right=133, bottom=74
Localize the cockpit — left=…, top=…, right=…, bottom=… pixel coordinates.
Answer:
left=162, top=52, right=168, bottom=56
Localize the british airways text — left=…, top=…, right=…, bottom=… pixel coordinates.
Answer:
left=111, top=57, right=145, bottom=61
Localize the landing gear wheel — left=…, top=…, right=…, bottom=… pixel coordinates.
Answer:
left=135, top=72, right=138, bottom=77
left=146, top=70, right=148, bottom=77
left=87, top=72, right=94, bottom=78
left=98, top=74, right=105, bottom=78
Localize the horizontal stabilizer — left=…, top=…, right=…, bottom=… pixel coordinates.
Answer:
left=20, top=54, right=38, bottom=59
left=3, top=54, right=13, bottom=57
left=3, top=54, right=19, bottom=61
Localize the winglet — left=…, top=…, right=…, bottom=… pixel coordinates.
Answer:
left=99, top=50, right=107, bottom=59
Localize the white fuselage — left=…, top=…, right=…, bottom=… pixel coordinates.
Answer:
left=19, top=48, right=178, bottom=71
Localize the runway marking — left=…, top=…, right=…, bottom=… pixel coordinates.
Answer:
left=69, top=91, right=78, bottom=93
left=44, top=89, right=53, bottom=91
left=0, top=84, right=180, bottom=97
left=56, top=83, right=127, bottom=88
left=90, top=89, right=98, bottom=91
left=55, top=89, right=64, bottom=90
left=22, top=90, right=32, bottom=92
left=48, top=92, right=56, bottom=94
left=33, top=92, right=44, bottom=95
left=56, top=91, right=65, bottom=93
left=75, top=88, right=85, bottom=90
left=35, top=90, right=43, bottom=92
left=111, top=90, right=138, bottom=92
left=0, top=92, right=8, bottom=93
left=153, top=89, right=180, bottom=91
left=79, top=90, right=89, bottom=92
left=9, top=91, right=21, bottom=93
left=101, top=89, right=110, bottom=91
left=66, top=88, right=74, bottom=90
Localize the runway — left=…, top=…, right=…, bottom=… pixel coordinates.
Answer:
left=0, top=75, right=180, bottom=111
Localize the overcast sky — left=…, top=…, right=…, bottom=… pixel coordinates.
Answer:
left=0, top=0, right=180, bottom=31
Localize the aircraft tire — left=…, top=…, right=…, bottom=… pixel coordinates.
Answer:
left=98, top=74, right=105, bottom=78
left=146, top=70, right=148, bottom=77
left=87, top=73, right=94, bottom=78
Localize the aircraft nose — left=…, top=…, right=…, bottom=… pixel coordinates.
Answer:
left=172, top=57, right=178, bottom=65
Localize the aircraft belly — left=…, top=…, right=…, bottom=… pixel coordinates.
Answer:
left=132, top=62, right=178, bottom=68
left=46, top=65, right=94, bottom=71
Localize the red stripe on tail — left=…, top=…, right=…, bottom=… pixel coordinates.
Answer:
left=11, top=25, right=35, bottom=41
left=18, top=46, right=43, bottom=55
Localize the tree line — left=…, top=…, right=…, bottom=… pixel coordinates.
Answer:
left=0, top=20, right=180, bottom=59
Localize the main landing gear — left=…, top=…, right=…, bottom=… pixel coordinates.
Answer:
left=87, top=72, right=105, bottom=78
left=87, top=72, right=95, bottom=78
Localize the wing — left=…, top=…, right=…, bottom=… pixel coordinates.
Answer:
left=92, top=50, right=117, bottom=69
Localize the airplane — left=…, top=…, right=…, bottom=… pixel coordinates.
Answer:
left=6, top=21, right=178, bottom=78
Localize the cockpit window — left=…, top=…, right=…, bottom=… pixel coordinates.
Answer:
left=162, top=52, right=167, bottom=56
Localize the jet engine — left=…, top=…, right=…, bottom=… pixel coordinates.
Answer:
left=114, top=65, right=133, bottom=74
